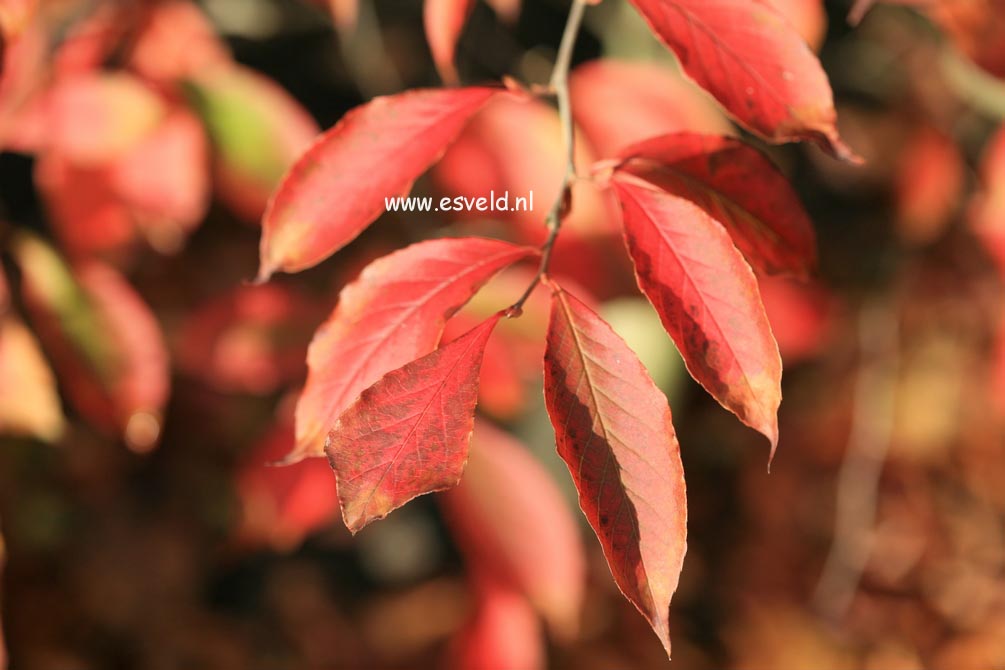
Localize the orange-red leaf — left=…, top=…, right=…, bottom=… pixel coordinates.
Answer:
left=440, top=421, right=586, bottom=636
left=291, top=237, right=535, bottom=463
left=258, top=86, right=497, bottom=279
left=543, top=286, right=687, bottom=658
left=625, top=0, right=855, bottom=159
left=424, top=0, right=475, bottom=84
left=617, top=132, right=817, bottom=277
left=327, top=313, right=501, bottom=533
left=613, top=177, right=782, bottom=452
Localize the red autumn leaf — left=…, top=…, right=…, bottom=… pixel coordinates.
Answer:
left=615, top=132, right=817, bottom=277
left=624, top=0, right=855, bottom=160
left=290, top=237, right=535, bottom=463
left=440, top=420, right=586, bottom=636
left=569, top=59, right=732, bottom=159
left=14, top=236, right=169, bottom=452
left=258, top=86, right=497, bottom=279
left=327, top=313, right=501, bottom=533
left=543, top=286, right=687, bottom=658
left=424, top=0, right=475, bottom=84
left=612, top=176, right=782, bottom=452
left=445, top=574, right=545, bottom=670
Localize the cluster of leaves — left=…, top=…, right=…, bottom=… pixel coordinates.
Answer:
left=1, top=0, right=1003, bottom=666
left=255, top=0, right=868, bottom=655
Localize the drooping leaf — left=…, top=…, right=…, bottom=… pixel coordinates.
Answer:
left=327, top=313, right=501, bottom=533
left=616, top=132, right=817, bottom=277
left=290, top=237, right=535, bottom=463
left=543, top=286, right=687, bottom=658
left=258, top=86, right=497, bottom=279
left=440, top=420, right=586, bottom=636
left=569, top=59, right=731, bottom=159
left=424, top=0, right=475, bottom=84
left=613, top=177, right=782, bottom=452
left=624, top=0, right=856, bottom=159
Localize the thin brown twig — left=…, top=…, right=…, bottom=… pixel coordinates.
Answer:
left=813, top=296, right=900, bottom=619
left=508, top=0, right=587, bottom=315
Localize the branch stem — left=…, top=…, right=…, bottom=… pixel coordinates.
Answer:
left=508, top=0, right=586, bottom=315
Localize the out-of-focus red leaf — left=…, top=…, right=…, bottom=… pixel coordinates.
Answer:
left=35, top=153, right=136, bottom=259
left=128, top=0, right=231, bottom=83
left=177, top=284, right=318, bottom=395
left=543, top=286, right=686, bottom=658
left=970, top=125, right=1005, bottom=275
left=14, top=236, right=169, bottom=452
left=327, top=313, right=501, bottom=533
left=569, top=60, right=732, bottom=159
left=446, top=575, right=545, bottom=670
left=765, top=0, right=827, bottom=50
left=624, top=0, right=855, bottom=160
left=36, top=105, right=210, bottom=259
left=109, top=108, right=211, bottom=252
left=188, top=64, right=319, bottom=223
left=424, top=0, right=474, bottom=84
left=238, top=413, right=340, bottom=550
left=42, top=72, right=165, bottom=165
left=291, top=237, right=534, bottom=463
left=612, top=177, right=782, bottom=453
left=77, top=263, right=170, bottom=453
left=616, top=132, right=817, bottom=277
left=440, top=421, right=586, bottom=636
left=894, top=126, right=964, bottom=246
left=258, top=87, right=497, bottom=279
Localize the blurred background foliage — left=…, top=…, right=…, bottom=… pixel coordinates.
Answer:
left=0, top=0, right=1003, bottom=668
